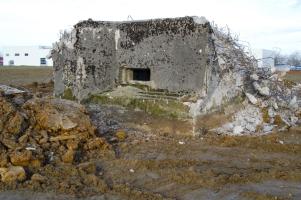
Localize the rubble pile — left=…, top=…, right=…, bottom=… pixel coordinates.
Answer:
left=209, top=27, right=301, bottom=135
left=0, top=88, right=112, bottom=194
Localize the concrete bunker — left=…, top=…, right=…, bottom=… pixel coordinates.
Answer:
left=51, top=16, right=250, bottom=118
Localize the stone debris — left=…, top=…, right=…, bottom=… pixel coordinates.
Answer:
left=204, top=24, right=301, bottom=135
left=215, top=104, right=263, bottom=135
left=245, top=93, right=258, bottom=105
left=253, top=82, right=270, bottom=96
left=0, top=85, right=25, bottom=95
left=233, top=126, right=244, bottom=135
left=250, top=74, right=259, bottom=81
left=214, top=69, right=300, bottom=135
left=263, top=124, right=274, bottom=133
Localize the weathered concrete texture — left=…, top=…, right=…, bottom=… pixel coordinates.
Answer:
left=51, top=16, right=219, bottom=102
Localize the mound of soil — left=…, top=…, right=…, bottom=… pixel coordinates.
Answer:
left=0, top=92, right=113, bottom=196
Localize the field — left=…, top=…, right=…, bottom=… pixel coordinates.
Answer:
left=0, top=67, right=300, bottom=87
left=285, top=70, right=301, bottom=83
left=0, top=67, right=300, bottom=199
left=0, top=66, right=53, bottom=86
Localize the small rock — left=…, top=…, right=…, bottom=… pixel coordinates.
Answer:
left=279, top=140, right=284, bottom=145
left=245, top=124, right=256, bottom=132
left=0, top=154, right=8, bottom=167
left=263, top=124, right=274, bottom=133
left=25, top=147, right=36, bottom=151
left=60, top=116, right=77, bottom=130
left=178, top=141, right=185, bottom=145
left=109, top=137, right=118, bottom=143
left=277, top=85, right=282, bottom=92
left=268, top=107, right=275, bottom=118
left=129, top=169, right=135, bottom=173
left=18, top=134, right=29, bottom=144
left=31, top=173, right=46, bottom=182
left=245, top=93, right=258, bottom=105
left=30, top=159, right=42, bottom=168
left=0, top=85, right=25, bottom=95
left=250, top=74, right=259, bottom=81
left=0, top=166, right=26, bottom=183
left=10, top=150, right=32, bottom=166
left=253, top=82, right=270, bottom=96
left=233, top=126, right=244, bottom=135
left=259, top=87, right=270, bottom=96
left=289, top=96, right=298, bottom=109
left=273, top=102, right=278, bottom=110
left=115, top=130, right=127, bottom=141
left=62, top=149, right=74, bottom=163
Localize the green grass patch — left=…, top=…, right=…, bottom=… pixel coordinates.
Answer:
left=87, top=94, right=190, bottom=119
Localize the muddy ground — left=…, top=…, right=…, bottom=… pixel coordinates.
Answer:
left=0, top=68, right=300, bottom=200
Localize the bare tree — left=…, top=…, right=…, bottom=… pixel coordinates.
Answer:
left=274, top=51, right=287, bottom=65
left=287, top=51, right=301, bottom=66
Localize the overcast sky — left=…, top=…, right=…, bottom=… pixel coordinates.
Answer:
left=0, top=0, right=301, bottom=54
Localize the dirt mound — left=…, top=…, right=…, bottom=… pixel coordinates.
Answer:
left=0, top=92, right=113, bottom=196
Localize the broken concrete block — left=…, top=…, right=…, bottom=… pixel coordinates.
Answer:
left=253, top=82, right=270, bottom=96
left=245, top=124, right=256, bottom=133
left=273, top=102, right=279, bottom=110
left=289, top=96, right=298, bottom=109
left=0, top=85, right=25, bottom=95
left=263, top=124, right=274, bottom=133
left=245, top=93, right=258, bottom=105
left=233, top=126, right=244, bottom=135
left=250, top=74, right=259, bottom=81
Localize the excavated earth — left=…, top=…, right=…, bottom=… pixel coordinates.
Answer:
left=0, top=82, right=300, bottom=200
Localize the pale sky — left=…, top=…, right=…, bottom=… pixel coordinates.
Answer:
left=0, top=0, right=301, bottom=54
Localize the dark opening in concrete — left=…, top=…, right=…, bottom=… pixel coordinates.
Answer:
left=131, top=68, right=151, bottom=81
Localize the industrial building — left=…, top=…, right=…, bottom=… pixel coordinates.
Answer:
left=1, top=46, right=53, bottom=66
left=251, top=49, right=275, bottom=69
left=0, top=52, right=3, bottom=66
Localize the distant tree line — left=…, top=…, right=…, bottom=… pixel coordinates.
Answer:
left=274, top=51, right=301, bottom=66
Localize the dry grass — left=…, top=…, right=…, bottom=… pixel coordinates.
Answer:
left=285, top=70, right=301, bottom=83
left=0, top=66, right=53, bottom=86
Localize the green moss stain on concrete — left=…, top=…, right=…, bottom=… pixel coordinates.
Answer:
left=62, top=88, right=76, bottom=100
left=88, top=94, right=190, bottom=119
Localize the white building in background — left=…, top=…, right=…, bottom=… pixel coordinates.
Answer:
left=274, top=64, right=291, bottom=72
left=1, top=46, right=53, bottom=66
left=0, top=52, right=3, bottom=66
left=251, top=49, right=275, bottom=69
